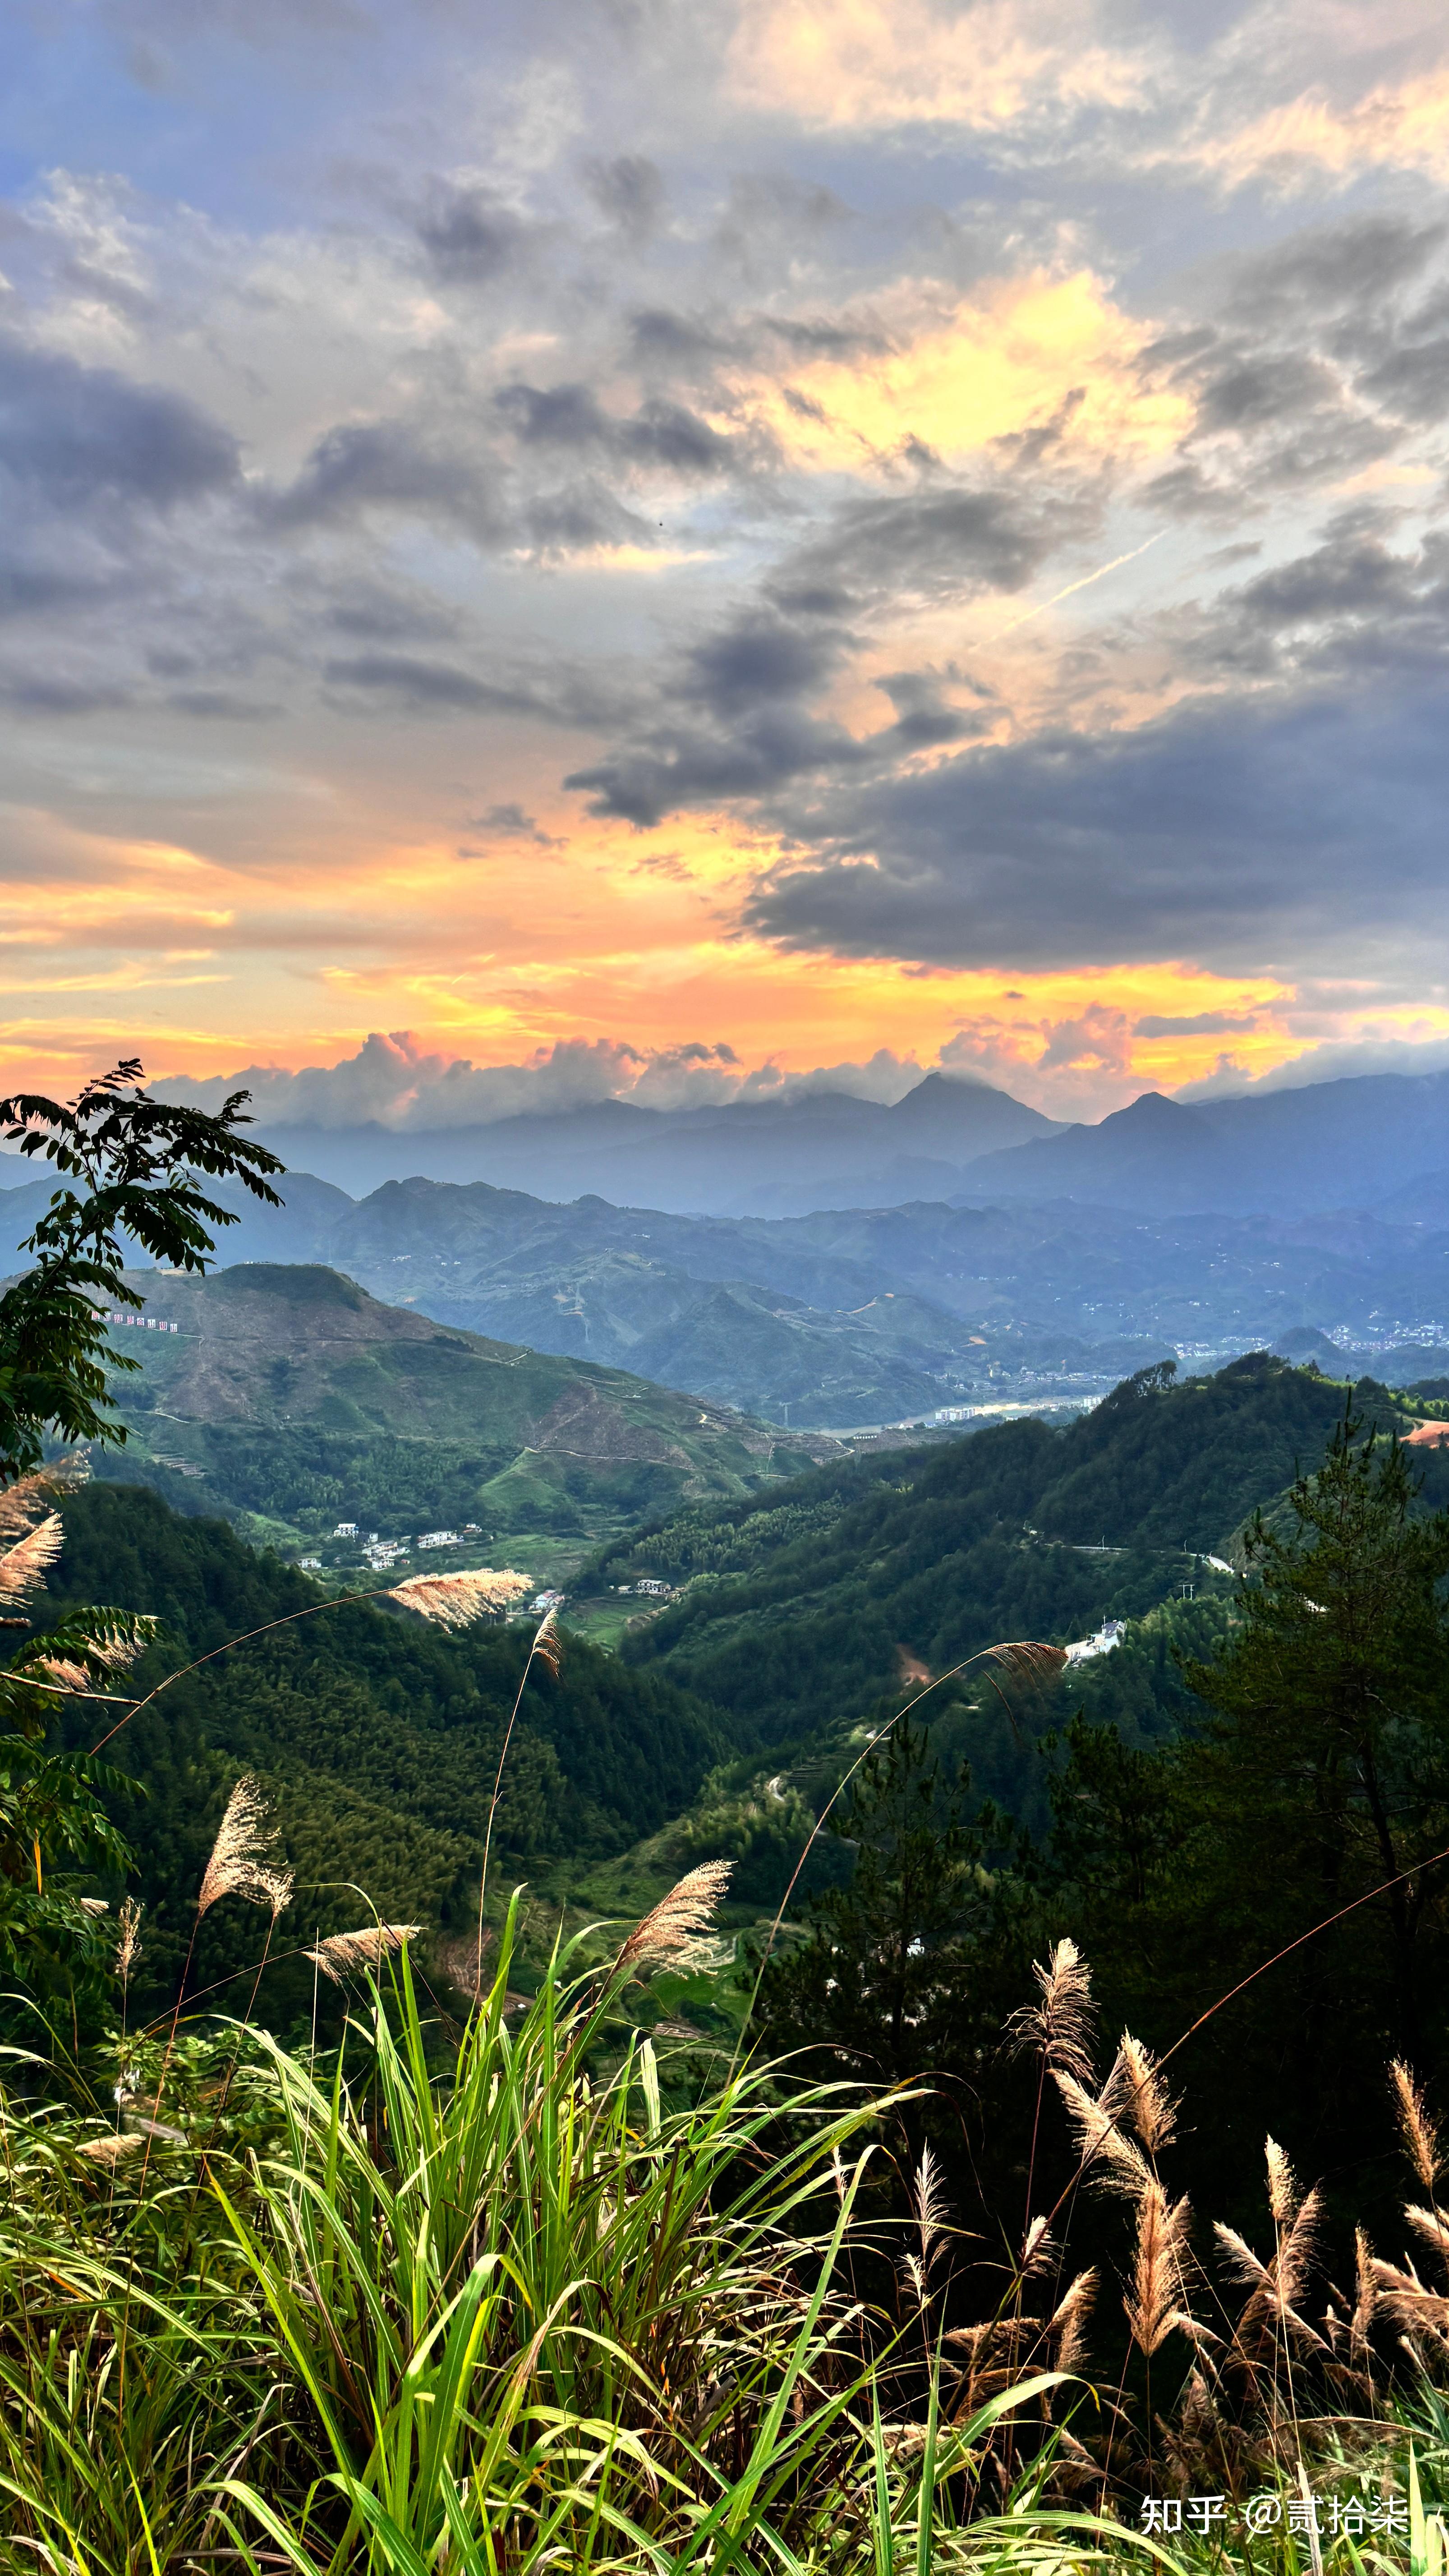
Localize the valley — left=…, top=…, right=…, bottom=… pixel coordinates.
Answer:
left=87, top=1261, right=835, bottom=1590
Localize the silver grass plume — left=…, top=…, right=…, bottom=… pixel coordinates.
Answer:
left=1020, top=2215, right=1057, bottom=2277
left=115, top=1896, right=142, bottom=1990
left=197, top=1775, right=291, bottom=1918
left=1006, top=1937, right=1096, bottom=2083
left=1108, top=2032, right=1178, bottom=2153
left=1053, top=2067, right=1153, bottom=2199
left=616, top=1860, right=733, bottom=1978
left=529, top=1605, right=562, bottom=1675
left=77, top=2132, right=144, bottom=2165
left=900, top=2142, right=952, bottom=2305
left=387, top=1569, right=530, bottom=1628
left=0, top=1454, right=87, bottom=1544
left=306, top=1923, right=420, bottom=1983
left=0, top=1513, right=64, bottom=1608
left=1124, top=2180, right=1194, bottom=2357
left=1392, top=2060, right=1442, bottom=2193
left=1265, top=2134, right=1297, bottom=2226
left=1049, top=2268, right=1099, bottom=2376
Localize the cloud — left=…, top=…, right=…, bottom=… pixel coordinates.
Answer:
left=741, top=655, right=1449, bottom=976
left=1178, top=1031, right=1449, bottom=1099
left=581, top=154, right=666, bottom=244
left=1135, top=1009, right=1262, bottom=1039
left=495, top=380, right=756, bottom=478
left=264, top=422, right=501, bottom=538
left=462, top=800, right=565, bottom=847
left=777, top=481, right=1067, bottom=609
left=413, top=183, right=540, bottom=283
left=154, top=1029, right=922, bottom=1128
left=0, top=333, right=237, bottom=509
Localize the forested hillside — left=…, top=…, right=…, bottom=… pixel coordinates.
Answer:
left=43, top=1485, right=722, bottom=2029
left=87, top=1261, right=834, bottom=1572
left=619, top=1355, right=1449, bottom=1756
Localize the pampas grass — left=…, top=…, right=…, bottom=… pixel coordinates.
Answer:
left=616, top=1858, right=733, bottom=1978
left=196, top=1774, right=291, bottom=1918
left=305, top=1922, right=420, bottom=1983
left=0, top=1511, right=63, bottom=1607
left=1124, top=2180, right=1194, bottom=2357
left=1394, top=2058, right=1442, bottom=2192
left=1007, top=1937, right=1096, bottom=2084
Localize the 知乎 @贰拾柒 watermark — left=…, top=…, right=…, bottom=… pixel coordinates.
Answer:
left=1140, top=2494, right=1410, bottom=2538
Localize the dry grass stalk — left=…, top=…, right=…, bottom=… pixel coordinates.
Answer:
left=1021, top=2214, right=1057, bottom=2277
left=1124, top=2179, right=1194, bottom=2356
left=1265, top=2135, right=1297, bottom=2226
left=529, top=1605, right=562, bottom=1675
left=0, top=1513, right=64, bottom=1608
left=1049, top=2267, right=1099, bottom=2375
left=1007, top=1937, right=1096, bottom=2083
left=197, top=1776, right=290, bottom=1917
left=1370, top=2254, right=1449, bottom=2346
left=1392, top=2059, right=1442, bottom=2192
left=1349, top=2225, right=1377, bottom=2349
left=900, top=2143, right=951, bottom=2304
left=78, top=1897, right=108, bottom=1917
left=1053, top=2068, right=1152, bottom=2199
left=77, top=2131, right=144, bottom=2165
left=616, top=1860, right=733, bottom=1979
left=980, top=1638, right=1069, bottom=1720
left=1216, top=2179, right=1325, bottom=2354
left=1110, top=2032, right=1178, bottom=2153
left=306, top=1923, right=420, bottom=1984
left=115, top=1896, right=142, bottom=1989
left=0, top=1455, right=87, bottom=1545
left=36, top=1628, right=145, bottom=1691
left=387, top=1569, right=530, bottom=1628
left=1407, top=2204, right=1449, bottom=2261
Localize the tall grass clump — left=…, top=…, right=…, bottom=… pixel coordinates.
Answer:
left=0, top=1872, right=1065, bottom=2576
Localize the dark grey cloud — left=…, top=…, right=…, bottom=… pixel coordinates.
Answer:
left=0, top=671, right=132, bottom=712
left=739, top=667, right=1449, bottom=973
left=561, top=480, right=1064, bottom=824
left=264, top=422, right=500, bottom=536
left=465, top=801, right=564, bottom=846
left=564, top=603, right=862, bottom=822
left=1222, top=216, right=1446, bottom=327
left=1134, top=1011, right=1261, bottom=1037
left=777, top=483, right=1068, bottom=609
left=166, top=688, right=281, bottom=720
left=414, top=184, right=535, bottom=283
left=873, top=667, right=994, bottom=748
left=582, top=153, right=665, bottom=244
left=1137, top=212, right=1449, bottom=523
left=0, top=334, right=237, bottom=508
left=496, top=379, right=756, bottom=478
left=323, top=649, right=635, bottom=729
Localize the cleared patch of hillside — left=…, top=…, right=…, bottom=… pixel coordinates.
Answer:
left=91, top=1263, right=837, bottom=1575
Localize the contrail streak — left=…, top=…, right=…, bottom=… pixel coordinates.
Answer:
left=975, top=528, right=1167, bottom=645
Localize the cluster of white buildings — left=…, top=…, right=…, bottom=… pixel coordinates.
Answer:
left=614, top=1577, right=672, bottom=1598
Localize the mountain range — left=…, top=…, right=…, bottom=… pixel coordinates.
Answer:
left=96, top=1063, right=1449, bottom=1224
left=5, top=1062, right=1447, bottom=1430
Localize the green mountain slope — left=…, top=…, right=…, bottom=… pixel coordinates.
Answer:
left=44, top=1483, right=723, bottom=2024
left=91, top=1263, right=836, bottom=1578
left=616, top=1357, right=1449, bottom=1759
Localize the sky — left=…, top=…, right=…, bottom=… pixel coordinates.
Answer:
left=6, top=0, right=1449, bottom=1129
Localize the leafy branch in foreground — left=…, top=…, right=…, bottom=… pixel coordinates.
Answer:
left=0, top=1056, right=284, bottom=1479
